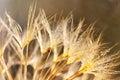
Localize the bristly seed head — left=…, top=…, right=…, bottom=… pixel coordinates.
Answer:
left=0, top=1, right=120, bottom=80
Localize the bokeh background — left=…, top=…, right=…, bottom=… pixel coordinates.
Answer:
left=0, top=0, right=120, bottom=46
left=0, top=0, right=120, bottom=47
left=0, top=0, right=120, bottom=79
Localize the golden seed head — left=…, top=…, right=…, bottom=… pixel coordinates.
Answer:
left=0, top=2, right=120, bottom=80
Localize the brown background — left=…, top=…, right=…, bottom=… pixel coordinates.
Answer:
left=0, top=0, right=120, bottom=48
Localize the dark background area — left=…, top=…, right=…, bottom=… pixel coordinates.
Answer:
left=0, top=0, right=120, bottom=48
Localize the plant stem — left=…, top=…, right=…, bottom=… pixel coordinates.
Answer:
left=0, top=56, right=13, bottom=80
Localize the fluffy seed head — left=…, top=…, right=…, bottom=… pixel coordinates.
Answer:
left=0, top=2, right=120, bottom=80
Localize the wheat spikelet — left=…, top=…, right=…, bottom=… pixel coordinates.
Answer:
left=0, top=2, right=120, bottom=80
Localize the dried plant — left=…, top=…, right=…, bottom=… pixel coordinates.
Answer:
left=0, top=2, right=120, bottom=80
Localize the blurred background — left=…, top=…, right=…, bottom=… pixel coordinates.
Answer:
left=0, top=0, right=120, bottom=47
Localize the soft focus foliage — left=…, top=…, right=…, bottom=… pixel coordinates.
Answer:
left=0, top=2, right=120, bottom=80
